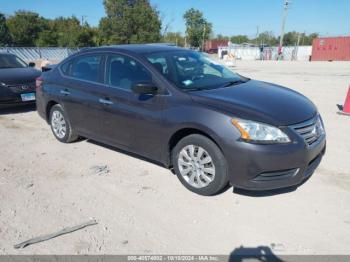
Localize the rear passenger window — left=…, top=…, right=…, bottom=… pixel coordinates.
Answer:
left=71, top=55, right=102, bottom=82
left=60, top=61, right=72, bottom=75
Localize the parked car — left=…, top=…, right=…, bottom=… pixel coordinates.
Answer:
left=36, top=45, right=326, bottom=196
left=0, top=53, right=41, bottom=107
left=206, top=48, right=218, bottom=54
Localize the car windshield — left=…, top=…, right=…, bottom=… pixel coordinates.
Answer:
left=145, top=50, right=247, bottom=91
left=0, top=55, right=28, bottom=69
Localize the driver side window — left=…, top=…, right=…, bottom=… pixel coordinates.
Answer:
left=106, top=54, right=152, bottom=91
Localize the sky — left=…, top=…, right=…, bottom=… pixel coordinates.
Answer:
left=1, top=0, right=349, bottom=38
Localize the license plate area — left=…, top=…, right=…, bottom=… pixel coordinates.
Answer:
left=21, top=93, right=36, bottom=101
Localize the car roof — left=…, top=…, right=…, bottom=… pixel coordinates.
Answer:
left=0, top=52, right=16, bottom=57
left=80, top=44, right=187, bottom=55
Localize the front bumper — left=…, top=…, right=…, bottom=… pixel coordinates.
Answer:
left=0, top=85, right=36, bottom=107
left=223, top=129, right=326, bottom=191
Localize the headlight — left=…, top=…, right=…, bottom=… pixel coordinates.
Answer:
left=0, top=82, right=7, bottom=87
left=316, top=116, right=325, bottom=135
left=231, top=118, right=291, bottom=143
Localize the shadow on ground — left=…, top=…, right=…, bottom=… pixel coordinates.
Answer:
left=0, top=104, right=36, bottom=115
left=229, top=246, right=284, bottom=262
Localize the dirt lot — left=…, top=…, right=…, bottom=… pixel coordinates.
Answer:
left=0, top=60, right=350, bottom=255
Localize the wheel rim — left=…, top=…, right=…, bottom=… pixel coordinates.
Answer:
left=51, top=110, right=67, bottom=139
left=177, top=145, right=216, bottom=189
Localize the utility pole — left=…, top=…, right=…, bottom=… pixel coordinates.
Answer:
left=202, top=23, right=206, bottom=52
left=279, top=0, right=290, bottom=58
left=81, top=15, right=87, bottom=26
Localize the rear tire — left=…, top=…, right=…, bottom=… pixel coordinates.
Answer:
left=172, top=134, right=229, bottom=196
left=49, top=104, right=78, bottom=143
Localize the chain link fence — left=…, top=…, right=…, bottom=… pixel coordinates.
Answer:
left=218, top=45, right=312, bottom=61
left=0, top=47, right=79, bottom=62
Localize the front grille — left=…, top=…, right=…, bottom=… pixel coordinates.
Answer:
left=291, top=116, right=323, bottom=146
left=7, top=82, right=36, bottom=93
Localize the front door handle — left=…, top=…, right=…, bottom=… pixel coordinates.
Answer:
left=99, top=98, right=113, bottom=105
left=60, top=89, right=70, bottom=96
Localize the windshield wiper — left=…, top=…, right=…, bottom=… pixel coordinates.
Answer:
left=222, top=80, right=246, bottom=87
left=183, top=87, right=209, bottom=92
left=183, top=79, right=250, bottom=92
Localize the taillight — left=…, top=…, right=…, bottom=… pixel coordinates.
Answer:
left=36, top=76, right=43, bottom=90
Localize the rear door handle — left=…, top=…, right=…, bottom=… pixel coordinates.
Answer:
left=99, top=98, right=113, bottom=105
left=60, top=89, right=70, bottom=96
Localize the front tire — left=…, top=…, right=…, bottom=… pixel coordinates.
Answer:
left=49, top=104, right=78, bottom=143
left=172, top=134, right=229, bottom=196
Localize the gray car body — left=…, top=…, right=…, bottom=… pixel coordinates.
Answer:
left=36, top=45, right=326, bottom=190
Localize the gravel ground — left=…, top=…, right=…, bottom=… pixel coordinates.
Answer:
left=0, top=60, right=349, bottom=255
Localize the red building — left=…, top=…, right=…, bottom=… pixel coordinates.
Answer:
left=205, top=39, right=229, bottom=53
left=311, top=36, right=350, bottom=61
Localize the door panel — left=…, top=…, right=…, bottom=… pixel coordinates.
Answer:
left=97, top=53, right=166, bottom=159
left=60, top=80, right=111, bottom=139
left=58, top=53, right=106, bottom=138
left=100, top=87, right=164, bottom=158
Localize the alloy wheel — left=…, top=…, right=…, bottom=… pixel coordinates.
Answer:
left=177, top=145, right=216, bottom=188
left=51, top=110, right=67, bottom=139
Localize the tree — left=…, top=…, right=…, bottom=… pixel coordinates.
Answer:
left=6, top=11, right=47, bottom=46
left=162, top=32, right=185, bottom=46
left=35, top=17, right=97, bottom=47
left=183, top=8, right=212, bottom=49
left=36, top=19, right=57, bottom=47
left=278, top=31, right=318, bottom=46
left=99, top=0, right=162, bottom=45
left=216, top=34, right=229, bottom=40
left=0, top=13, right=11, bottom=46
left=282, top=31, right=299, bottom=46
left=303, top=33, right=318, bottom=45
left=253, top=31, right=278, bottom=46
left=230, top=35, right=249, bottom=44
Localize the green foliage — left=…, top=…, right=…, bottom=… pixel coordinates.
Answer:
left=50, top=17, right=96, bottom=47
left=216, top=34, right=230, bottom=41
left=183, top=8, right=212, bottom=49
left=254, top=31, right=278, bottom=46
left=280, top=31, right=318, bottom=46
left=0, top=13, right=11, bottom=46
left=282, top=31, right=299, bottom=46
left=1, top=4, right=319, bottom=49
left=300, top=33, right=319, bottom=46
left=162, top=32, right=185, bottom=47
left=6, top=12, right=97, bottom=48
left=36, top=19, right=57, bottom=47
left=230, top=35, right=249, bottom=44
left=99, top=0, right=162, bottom=45
left=6, top=11, right=47, bottom=46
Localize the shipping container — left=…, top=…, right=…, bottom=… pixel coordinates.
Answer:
left=311, top=36, right=350, bottom=61
left=205, top=40, right=229, bottom=53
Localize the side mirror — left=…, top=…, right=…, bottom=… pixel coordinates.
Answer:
left=131, top=82, right=158, bottom=95
left=28, top=62, right=36, bottom=68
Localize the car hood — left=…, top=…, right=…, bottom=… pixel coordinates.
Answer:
left=190, top=80, right=317, bottom=126
left=0, top=68, right=41, bottom=85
